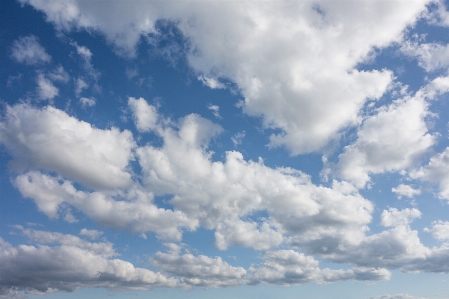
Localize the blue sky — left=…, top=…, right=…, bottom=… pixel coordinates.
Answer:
left=2, top=0, right=449, bottom=298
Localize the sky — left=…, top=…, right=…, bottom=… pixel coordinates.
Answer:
left=2, top=0, right=449, bottom=298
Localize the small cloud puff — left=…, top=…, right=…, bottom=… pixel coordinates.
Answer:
left=79, top=97, right=96, bottom=107
left=392, top=184, right=421, bottom=199
left=11, top=35, right=51, bottom=65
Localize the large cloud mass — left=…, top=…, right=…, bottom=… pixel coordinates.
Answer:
left=20, top=0, right=430, bottom=154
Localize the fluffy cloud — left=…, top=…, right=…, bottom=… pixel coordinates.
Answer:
left=411, top=147, right=449, bottom=200
left=36, top=74, right=59, bottom=100
left=19, top=0, right=431, bottom=154
left=128, top=97, right=159, bottom=132
left=331, top=77, right=449, bottom=188
left=14, top=171, right=197, bottom=240
left=247, top=250, right=390, bottom=285
left=150, top=250, right=246, bottom=287
left=424, top=221, right=449, bottom=240
left=14, top=226, right=116, bottom=257
left=132, top=99, right=373, bottom=249
left=0, top=104, right=135, bottom=190
left=380, top=208, right=422, bottom=227
left=36, top=67, right=69, bottom=101
left=0, top=237, right=178, bottom=295
left=79, top=228, right=103, bottom=240
left=392, top=184, right=421, bottom=199
left=401, top=41, right=449, bottom=72
left=10, top=35, right=51, bottom=65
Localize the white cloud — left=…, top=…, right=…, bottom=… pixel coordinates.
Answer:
left=401, top=41, right=449, bottom=72
left=392, top=184, right=421, bottom=199
left=380, top=208, right=422, bottom=227
left=10, top=35, right=51, bottom=65
left=0, top=104, right=135, bottom=190
left=411, top=147, right=449, bottom=201
left=332, top=77, right=449, bottom=188
left=231, top=131, right=245, bottom=146
left=247, top=250, right=390, bottom=285
left=71, top=41, right=100, bottom=87
left=73, top=42, right=92, bottom=59
left=198, top=76, right=225, bottom=89
left=35, top=67, right=69, bottom=101
left=128, top=97, right=159, bottom=132
left=207, top=104, right=221, bottom=119
left=0, top=237, right=178, bottom=295
left=79, top=228, right=103, bottom=240
left=48, top=65, right=69, bottom=82
left=19, top=0, right=431, bottom=154
left=79, top=97, right=96, bottom=107
left=14, top=171, right=197, bottom=240
left=36, top=74, right=59, bottom=100
left=75, top=77, right=88, bottom=95
left=3, top=99, right=449, bottom=277
left=132, top=103, right=374, bottom=249
left=424, top=221, right=449, bottom=240
left=15, top=226, right=116, bottom=257
left=151, top=250, right=246, bottom=287
left=215, top=218, right=283, bottom=250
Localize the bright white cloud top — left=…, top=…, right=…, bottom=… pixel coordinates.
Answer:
left=1, top=0, right=449, bottom=298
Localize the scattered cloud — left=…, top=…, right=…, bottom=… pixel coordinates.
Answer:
left=79, top=97, right=96, bottom=107
left=380, top=208, right=422, bottom=227
left=411, top=147, right=449, bottom=201
left=424, top=221, right=449, bottom=241
left=247, top=250, right=390, bottom=285
left=231, top=131, right=245, bottom=146
left=392, top=184, right=421, bottom=199
left=151, top=250, right=246, bottom=288
left=207, top=104, right=222, bottom=119
left=198, top=76, right=225, bottom=89
left=332, top=77, right=449, bottom=188
left=79, top=228, right=103, bottom=240
left=0, top=237, right=178, bottom=295
left=0, top=104, right=135, bottom=190
left=10, top=35, right=51, bottom=65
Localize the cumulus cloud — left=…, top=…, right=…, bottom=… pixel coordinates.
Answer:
left=10, top=35, right=51, bottom=65
left=36, top=74, right=59, bottom=100
left=0, top=237, right=178, bottom=295
left=411, top=147, right=449, bottom=201
left=150, top=250, right=246, bottom=287
left=401, top=40, right=449, bottom=72
left=0, top=104, right=135, bottom=190
left=380, top=208, right=422, bottom=227
left=15, top=226, right=116, bottom=257
left=132, top=99, right=374, bottom=249
left=198, top=76, right=225, bottom=89
left=19, top=0, right=431, bottom=154
left=392, top=184, right=421, bottom=199
left=79, top=228, right=103, bottom=240
left=424, top=221, right=449, bottom=240
left=14, top=171, right=197, bottom=240
left=214, top=218, right=283, bottom=251
left=247, top=250, right=390, bottom=285
left=36, top=67, right=69, bottom=101
left=332, top=77, right=449, bottom=188
left=128, top=97, right=159, bottom=132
